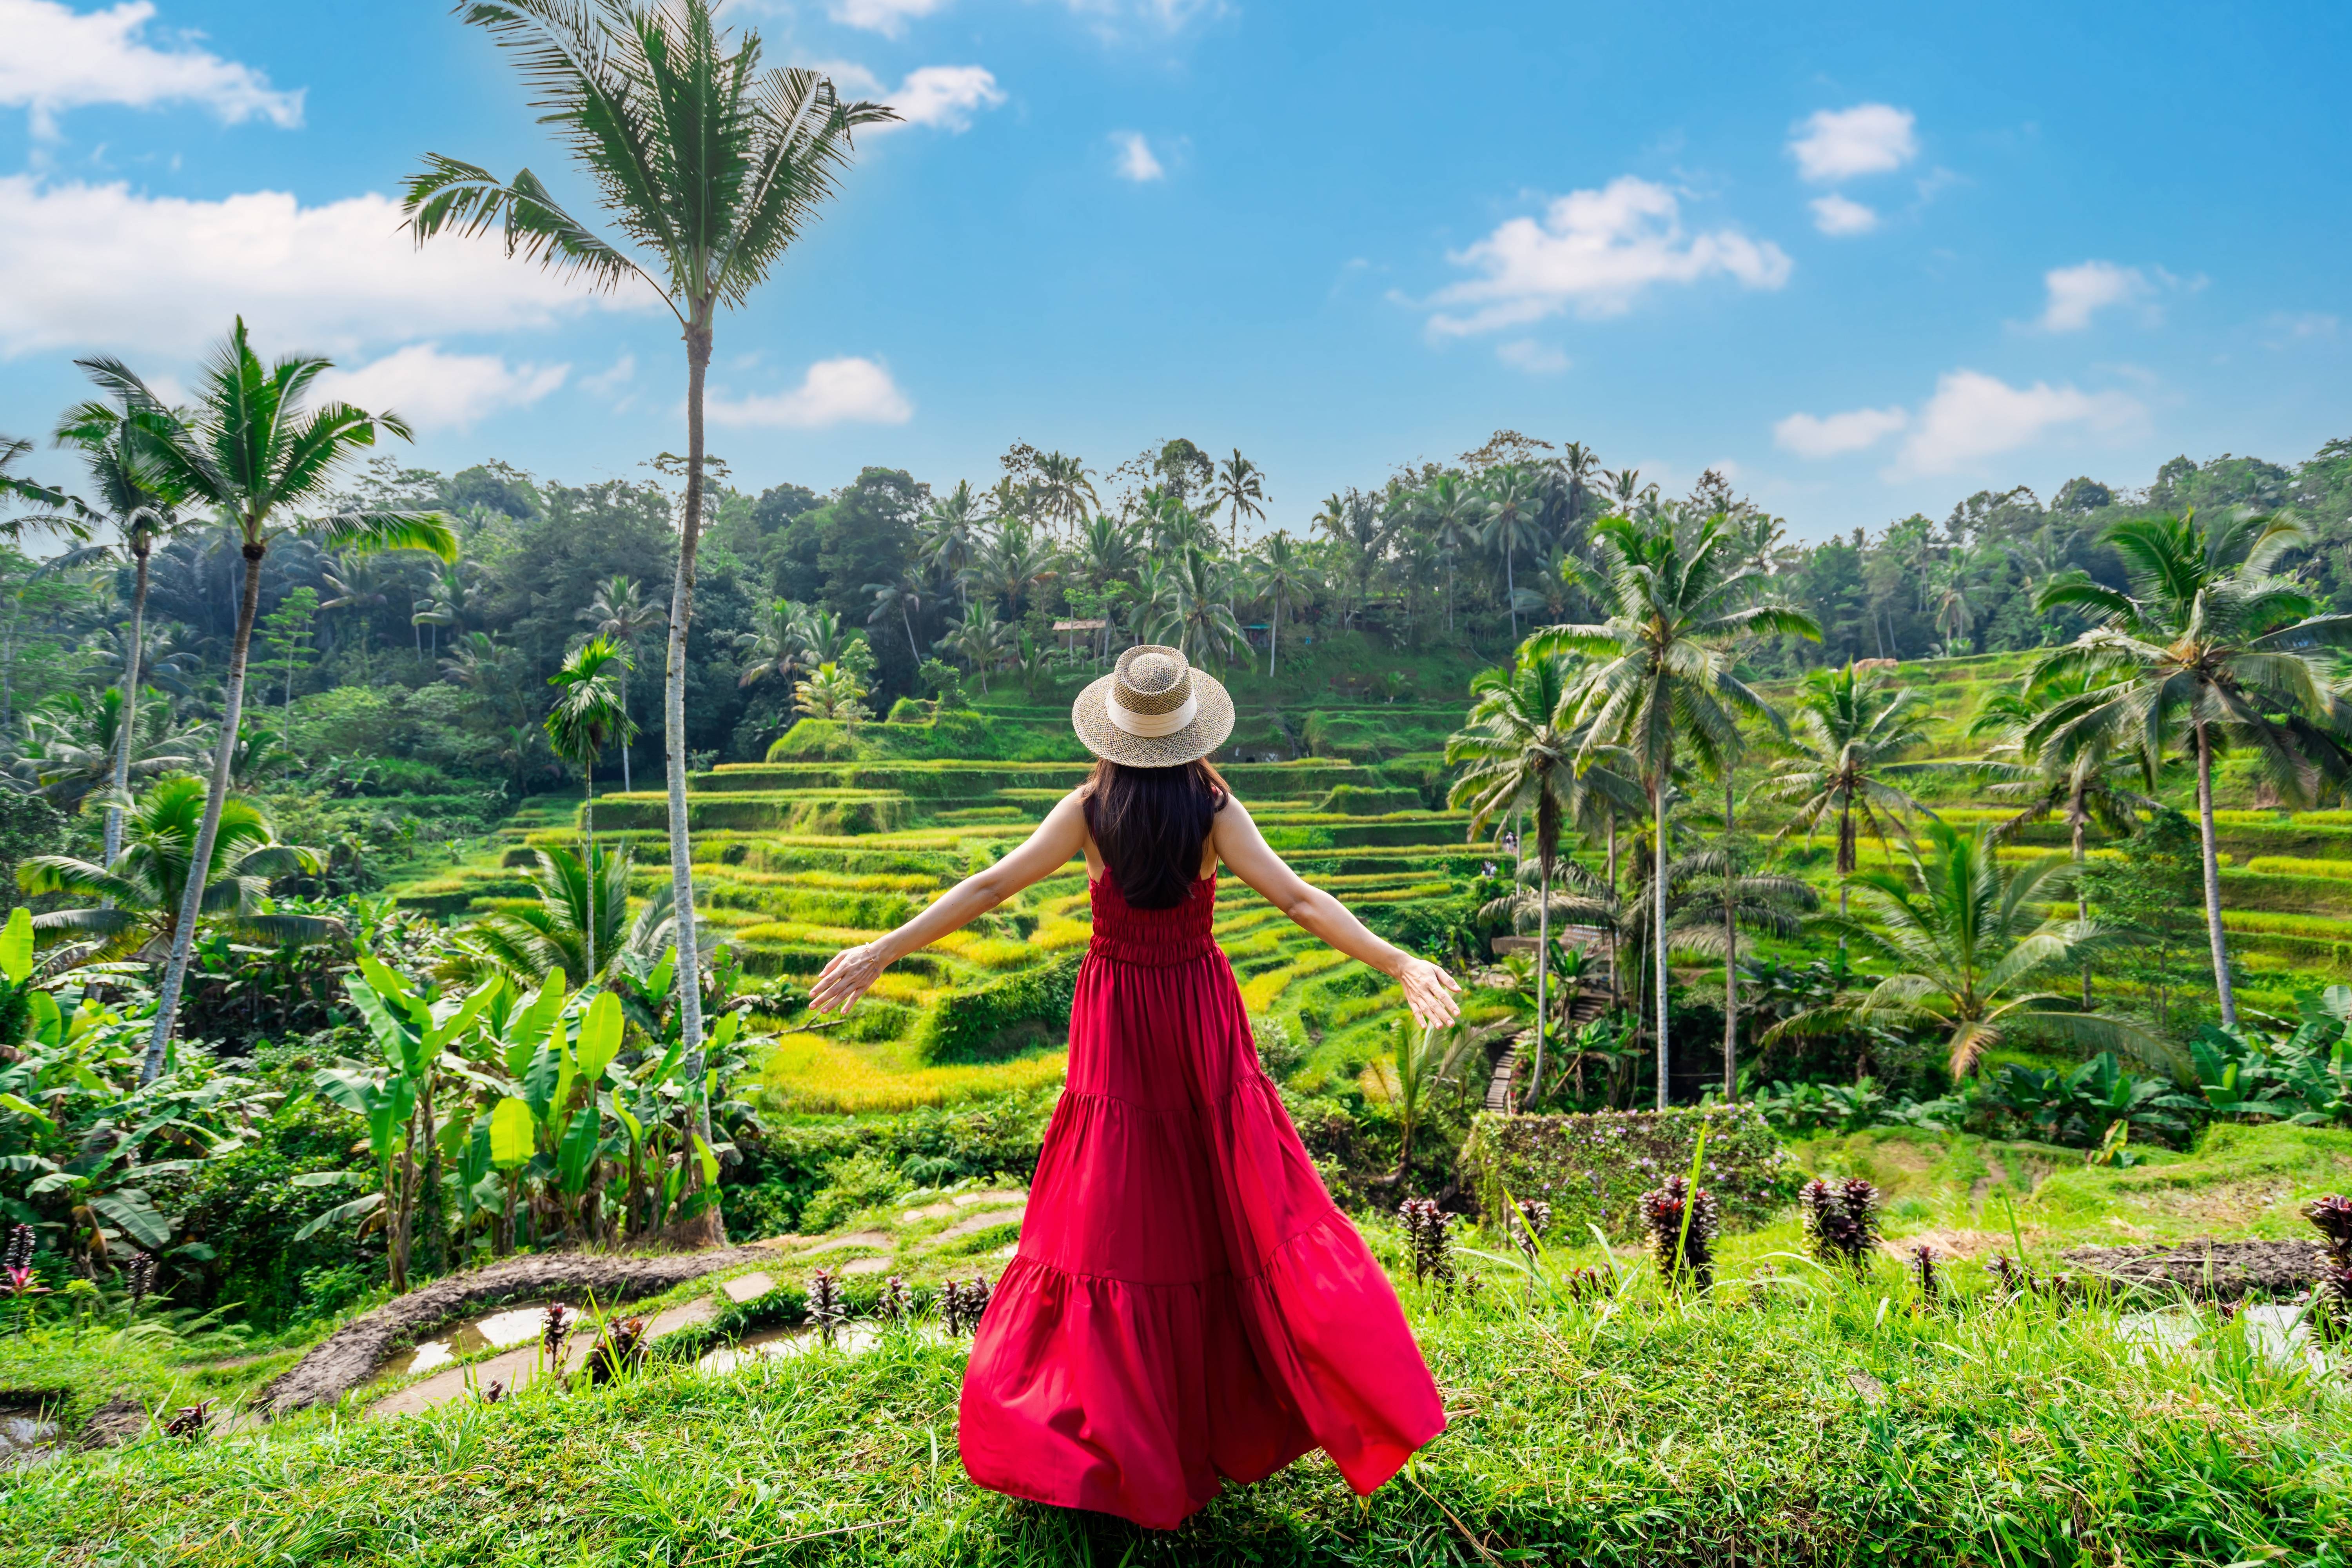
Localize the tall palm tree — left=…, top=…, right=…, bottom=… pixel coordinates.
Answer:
left=576, top=573, right=665, bottom=790
left=1035, top=452, right=1099, bottom=539
left=1446, top=651, right=1589, bottom=1109
left=1479, top=465, right=1544, bottom=640
left=1761, top=818, right=2154, bottom=1079
left=1076, top=512, right=1139, bottom=660
left=864, top=570, right=927, bottom=665
left=47, top=391, right=184, bottom=868
left=405, top=2, right=895, bottom=1243
left=1210, top=449, right=1266, bottom=621
left=16, top=688, right=205, bottom=812
left=545, top=637, right=635, bottom=982
left=1419, top=472, right=1480, bottom=634
left=975, top=521, right=1058, bottom=618
left=457, top=844, right=667, bottom=987
left=2031, top=510, right=2352, bottom=1027
left=82, top=319, right=456, bottom=1081
left=1532, top=510, right=1818, bottom=1107
left=1968, top=667, right=2157, bottom=1005
left=1753, top=662, right=1935, bottom=917
left=1251, top=530, right=1319, bottom=679
left=320, top=554, right=400, bottom=656
left=412, top=557, right=478, bottom=664
left=1172, top=549, right=1245, bottom=667
left=922, top=480, right=984, bottom=610
left=17, top=775, right=337, bottom=967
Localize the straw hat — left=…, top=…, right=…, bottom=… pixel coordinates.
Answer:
left=1071, top=644, right=1234, bottom=767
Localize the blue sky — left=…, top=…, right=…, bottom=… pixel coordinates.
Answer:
left=2, top=0, right=2347, bottom=539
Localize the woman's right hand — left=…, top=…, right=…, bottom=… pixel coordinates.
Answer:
left=809, top=942, right=890, bottom=1016
left=1394, top=955, right=1463, bottom=1031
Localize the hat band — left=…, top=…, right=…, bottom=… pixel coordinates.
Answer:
left=1109, top=692, right=1198, bottom=738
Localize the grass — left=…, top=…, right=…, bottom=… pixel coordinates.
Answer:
left=759, top=1031, right=1070, bottom=1113
left=18, top=1124, right=2352, bottom=1564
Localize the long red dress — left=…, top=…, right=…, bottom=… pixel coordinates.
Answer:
left=958, top=873, right=1446, bottom=1529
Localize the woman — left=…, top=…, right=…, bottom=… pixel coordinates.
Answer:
left=810, top=645, right=1461, bottom=1529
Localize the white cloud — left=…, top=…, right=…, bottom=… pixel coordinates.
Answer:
left=1788, top=104, right=1918, bottom=182
left=828, top=0, right=946, bottom=38
left=2263, top=310, right=2340, bottom=347
left=313, top=343, right=568, bottom=432
left=581, top=352, right=636, bottom=397
left=1496, top=339, right=1569, bottom=375
left=706, top=357, right=912, bottom=428
left=1773, top=404, right=1908, bottom=458
left=0, top=0, right=304, bottom=136
left=0, top=176, right=640, bottom=359
left=1111, top=131, right=1164, bottom=182
left=2039, top=260, right=2148, bottom=331
left=1808, top=193, right=1878, bottom=237
left=878, top=65, right=1004, bottom=132
left=1891, top=369, right=2141, bottom=477
left=1427, top=175, right=1790, bottom=337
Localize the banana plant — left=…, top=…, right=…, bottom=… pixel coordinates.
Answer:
left=306, top=952, right=499, bottom=1291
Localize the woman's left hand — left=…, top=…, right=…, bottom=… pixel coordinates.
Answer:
left=810, top=942, right=890, bottom=1015
left=1395, top=955, right=1463, bottom=1031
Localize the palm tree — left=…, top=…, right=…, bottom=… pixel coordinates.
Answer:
left=922, top=480, right=984, bottom=609
left=1446, top=651, right=1589, bottom=1109
left=936, top=602, right=1012, bottom=692
left=1076, top=512, right=1139, bottom=660
left=1035, top=452, right=1099, bottom=538
left=1210, top=450, right=1267, bottom=620
left=864, top=570, right=927, bottom=665
left=82, top=319, right=455, bottom=1081
left=1479, top=465, right=1544, bottom=639
left=975, top=521, right=1057, bottom=619
left=320, top=554, right=399, bottom=656
left=1419, top=472, right=1480, bottom=634
left=16, top=688, right=204, bottom=811
left=1173, top=549, right=1244, bottom=667
left=455, top=844, right=676, bottom=987
left=1753, top=662, right=1935, bottom=917
left=0, top=434, right=83, bottom=525
left=734, top=598, right=811, bottom=690
left=1532, top=510, right=1818, bottom=1107
left=1251, top=530, right=1319, bottom=679
left=1761, top=818, right=2154, bottom=1078
left=412, top=557, right=479, bottom=663
left=2031, top=510, right=2352, bottom=1027
left=405, top=2, right=895, bottom=1243
left=544, top=636, right=637, bottom=982
left=17, top=775, right=338, bottom=966
left=1968, top=666, right=2156, bottom=1007
left=45, top=391, right=184, bottom=869
left=576, top=573, right=665, bottom=791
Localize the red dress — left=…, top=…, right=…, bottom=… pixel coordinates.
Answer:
left=958, top=873, right=1446, bottom=1529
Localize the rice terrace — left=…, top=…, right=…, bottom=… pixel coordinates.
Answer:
left=0, top=0, right=2349, bottom=1563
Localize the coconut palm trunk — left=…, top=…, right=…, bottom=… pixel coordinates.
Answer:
left=2071, top=786, right=2091, bottom=1008
left=1653, top=774, right=1670, bottom=1109
left=145, top=543, right=261, bottom=1081
left=666, top=318, right=719, bottom=1242
left=617, top=661, right=631, bottom=794
left=1723, top=764, right=1738, bottom=1100
left=2193, top=717, right=2238, bottom=1026
left=104, top=541, right=150, bottom=868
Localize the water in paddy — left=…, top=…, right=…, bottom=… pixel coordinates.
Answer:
left=0, top=1408, right=61, bottom=1468
left=376, top=1302, right=576, bottom=1381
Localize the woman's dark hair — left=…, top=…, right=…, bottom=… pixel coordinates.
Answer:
left=1083, top=758, right=1228, bottom=909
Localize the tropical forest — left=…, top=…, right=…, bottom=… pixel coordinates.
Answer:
left=2, top=2, right=2350, bottom=1564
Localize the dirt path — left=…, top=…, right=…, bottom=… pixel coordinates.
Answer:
left=256, top=1248, right=777, bottom=1418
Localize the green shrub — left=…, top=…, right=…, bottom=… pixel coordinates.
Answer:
left=1461, top=1103, right=1799, bottom=1243
left=1316, top=783, right=1423, bottom=815
left=797, top=1148, right=911, bottom=1232
left=768, top=719, right=864, bottom=760
left=912, top=953, right=1082, bottom=1063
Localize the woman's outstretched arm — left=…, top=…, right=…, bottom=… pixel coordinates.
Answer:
left=808, top=788, right=1092, bottom=1015
left=1211, top=793, right=1463, bottom=1031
